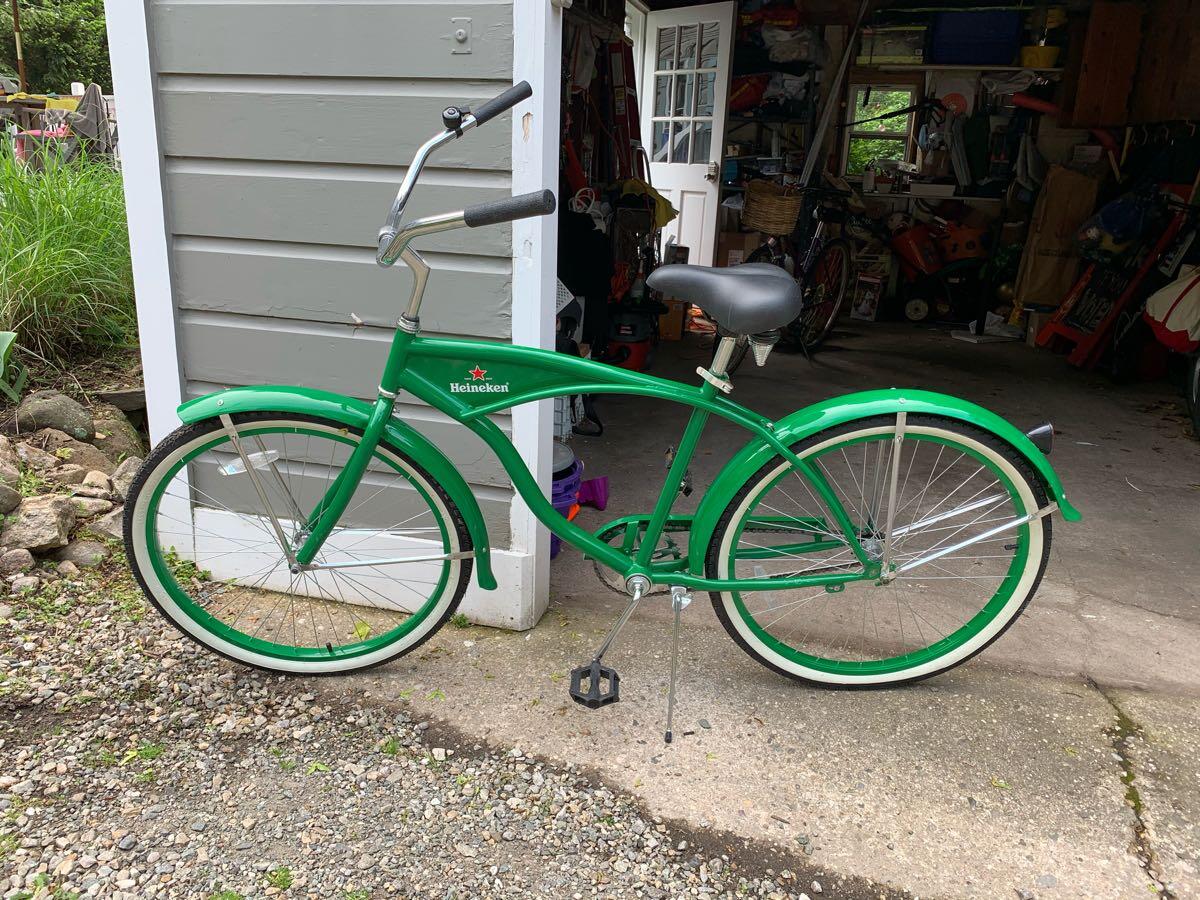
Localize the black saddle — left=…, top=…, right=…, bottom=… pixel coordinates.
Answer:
left=645, top=263, right=802, bottom=334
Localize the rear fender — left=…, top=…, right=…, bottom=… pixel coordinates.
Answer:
left=177, top=385, right=497, bottom=590
left=688, top=389, right=1081, bottom=574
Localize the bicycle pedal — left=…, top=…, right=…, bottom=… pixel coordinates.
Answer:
left=569, top=660, right=620, bottom=709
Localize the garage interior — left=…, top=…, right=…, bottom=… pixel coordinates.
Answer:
left=546, top=0, right=1200, bottom=565
left=539, top=0, right=1200, bottom=717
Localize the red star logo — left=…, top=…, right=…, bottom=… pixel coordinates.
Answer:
left=468, top=366, right=487, bottom=381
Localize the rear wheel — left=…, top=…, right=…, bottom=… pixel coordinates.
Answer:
left=790, top=238, right=852, bottom=351
left=124, top=412, right=472, bottom=674
left=705, top=415, right=1051, bottom=686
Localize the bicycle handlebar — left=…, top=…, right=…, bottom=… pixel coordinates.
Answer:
left=464, top=190, right=556, bottom=228
left=471, top=81, right=532, bottom=127
left=377, top=82, right=552, bottom=267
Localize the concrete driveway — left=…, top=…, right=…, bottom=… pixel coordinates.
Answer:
left=333, top=323, right=1200, bottom=899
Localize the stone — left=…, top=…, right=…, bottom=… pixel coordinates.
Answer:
left=10, top=574, right=40, bottom=593
left=0, top=548, right=34, bottom=574
left=71, top=485, right=113, bottom=500
left=54, top=540, right=110, bottom=568
left=0, top=603, right=12, bottom=619
left=90, top=402, right=145, bottom=463
left=0, top=436, right=19, bottom=488
left=0, top=483, right=19, bottom=515
left=82, top=471, right=114, bottom=492
left=57, top=560, right=80, bottom=578
left=44, top=464, right=88, bottom=487
left=0, top=495, right=76, bottom=552
left=28, top=429, right=115, bottom=475
left=16, top=441, right=59, bottom=470
left=71, top=497, right=114, bottom=518
left=110, top=457, right=143, bottom=501
left=89, top=507, right=124, bottom=542
left=96, top=387, right=145, bottom=412
left=10, top=390, right=94, bottom=441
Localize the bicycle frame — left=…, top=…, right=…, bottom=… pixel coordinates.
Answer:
left=177, top=321, right=1081, bottom=597
left=294, top=328, right=879, bottom=593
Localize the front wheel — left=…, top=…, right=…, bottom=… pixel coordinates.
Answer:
left=124, top=412, right=472, bottom=674
left=704, top=414, right=1051, bottom=686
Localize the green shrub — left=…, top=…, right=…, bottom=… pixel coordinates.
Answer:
left=0, top=148, right=135, bottom=366
left=1, top=1, right=110, bottom=94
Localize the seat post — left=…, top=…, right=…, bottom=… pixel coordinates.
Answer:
left=709, top=335, right=741, bottom=377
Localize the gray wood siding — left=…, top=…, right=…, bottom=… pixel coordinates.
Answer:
left=158, top=77, right=513, bottom=169
left=173, top=239, right=511, bottom=336
left=150, top=4, right=513, bottom=79
left=147, top=0, right=517, bottom=538
left=164, top=162, right=511, bottom=255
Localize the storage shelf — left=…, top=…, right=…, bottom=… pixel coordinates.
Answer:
left=867, top=64, right=1063, bottom=73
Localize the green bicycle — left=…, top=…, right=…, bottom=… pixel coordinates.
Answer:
left=124, top=83, right=1079, bottom=731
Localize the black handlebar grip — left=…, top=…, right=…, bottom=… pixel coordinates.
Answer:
left=471, top=81, right=533, bottom=126
left=463, top=190, right=556, bottom=228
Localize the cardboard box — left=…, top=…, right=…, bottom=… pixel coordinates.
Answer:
left=658, top=298, right=688, bottom=341
left=1013, top=165, right=1100, bottom=307
left=716, top=230, right=763, bottom=267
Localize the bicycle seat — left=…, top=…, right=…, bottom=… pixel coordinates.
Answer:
left=646, top=263, right=802, bottom=334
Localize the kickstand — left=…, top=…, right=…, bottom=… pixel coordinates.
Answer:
left=664, top=585, right=691, bottom=743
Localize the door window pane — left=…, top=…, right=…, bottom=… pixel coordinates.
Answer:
left=699, top=23, right=720, bottom=68
left=695, top=72, right=715, bottom=116
left=671, top=122, right=692, bottom=164
left=652, top=121, right=671, bottom=162
left=693, top=120, right=712, bottom=163
left=654, top=76, right=671, bottom=117
left=656, top=27, right=676, bottom=70
left=673, top=74, right=694, bottom=116
left=678, top=24, right=698, bottom=69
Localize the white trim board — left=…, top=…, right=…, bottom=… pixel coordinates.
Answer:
left=104, top=0, right=185, bottom=447
left=505, top=0, right=564, bottom=629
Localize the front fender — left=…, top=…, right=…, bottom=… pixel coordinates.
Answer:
left=177, top=385, right=496, bottom=590
left=689, top=389, right=1081, bottom=574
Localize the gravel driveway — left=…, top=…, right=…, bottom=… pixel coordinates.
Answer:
left=0, top=560, right=903, bottom=900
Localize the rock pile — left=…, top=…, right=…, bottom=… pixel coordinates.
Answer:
left=0, top=390, right=144, bottom=595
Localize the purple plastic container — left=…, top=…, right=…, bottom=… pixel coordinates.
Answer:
left=550, top=457, right=583, bottom=559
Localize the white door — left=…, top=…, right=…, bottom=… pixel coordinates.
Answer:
left=641, top=3, right=735, bottom=267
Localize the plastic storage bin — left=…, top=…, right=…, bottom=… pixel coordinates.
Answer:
left=928, top=11, right=1021, bottom=66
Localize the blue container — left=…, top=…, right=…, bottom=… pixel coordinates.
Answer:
left=928, top=11, right=1021, bottom=66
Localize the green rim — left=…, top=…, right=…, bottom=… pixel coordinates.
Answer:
left=143, top=423, right=452, bottom=663
left=726, top=430, right=1032, bottom=676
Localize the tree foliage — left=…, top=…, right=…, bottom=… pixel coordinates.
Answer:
left=1, top=1, right=110, bottom=94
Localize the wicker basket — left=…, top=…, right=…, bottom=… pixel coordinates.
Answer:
left=741, top=180, right=804, bottom=235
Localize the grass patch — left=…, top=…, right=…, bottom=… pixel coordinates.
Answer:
left=0, top=149, right=135, bottom=368
left=265, top=866, right=294, bottom=890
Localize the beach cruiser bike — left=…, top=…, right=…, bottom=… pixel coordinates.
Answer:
left=124, top=83, right=1079, bottom=741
